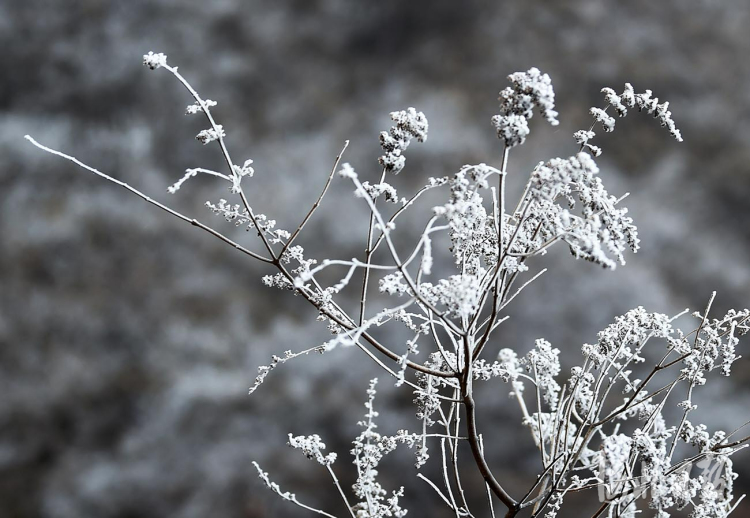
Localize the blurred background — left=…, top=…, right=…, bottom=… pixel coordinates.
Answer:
left=2, top=1, right=749, bottom=517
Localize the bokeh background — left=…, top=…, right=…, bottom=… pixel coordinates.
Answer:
left=2, top=1, right=749, bottom=517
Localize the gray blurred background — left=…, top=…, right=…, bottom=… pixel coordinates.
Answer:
left=2, top=1, right=749, bottom=517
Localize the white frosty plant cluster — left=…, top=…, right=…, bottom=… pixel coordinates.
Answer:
left=25, top=54, right=750, bottom=518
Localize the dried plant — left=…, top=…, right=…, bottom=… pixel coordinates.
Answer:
left=26, top=53, right=749, bottom=518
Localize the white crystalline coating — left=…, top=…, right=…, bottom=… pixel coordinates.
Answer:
left=601, top=87, right=628, bottom=117
left=522, top=339, right=561, bottom=409
left=287, top=434, right=337, bottom=466
left=492, top=67, right=559, bottom=148
left=491, top=113, right=530, bottom=148
left=337, top=162, right=358, bottom=179
left=378, top=107, right=429, bottom=174
left=195, top=124, right=225, bottom=144
left=167, top=169, right=198, bottom=194
left=590, top=107, right=616, bottom=132
left=418, top=273, right=482, bottom=320
left=186, top=98, right=217, bottom=114
left=27, top=53, right=749, bottom=518
left=529, top=152, right=639, bottom=269
left=501, top=67, right=560, bottom=125
left=142, top=51, right=167, bottom=70
left=576, top=83, right=683, bottom=156
left=599, top=434, right=633, bottom=492
left=358, top=181, right=399, bottom=203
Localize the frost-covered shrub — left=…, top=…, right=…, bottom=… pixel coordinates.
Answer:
left=26, top=56, right=749, bottom=518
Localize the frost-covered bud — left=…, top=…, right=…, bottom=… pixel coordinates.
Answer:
left=590, top=107, right=616, bottom=132
left=492, top=114, right=530, bottom=148
left=492, top=67, right=559, bottom=146
left=186, top=99, right=217, bottom=115
left=228, top=159, right=255, bottom=193
left=196, top=125, right=225, bottom=145
left=581, top=83, right=682, bottom=155
left=502, top=67, right=560, bottom=125
left=574, top=130, right=596, bottom=145
left=389, top=107, right=428, bottom=143
left=621, top=83, right=636, bottom=107
left=143, top=51, right=167, bottom=70
left=378, top=153, right=406, bottom=174
left=379, top=131, right=407, bottom=153
left=601, top=87, right=628, bottom=116
left=379, top=272, right=409, bottom=296
left=378, top=108, right=428, bottom=174
left=263, top=273, right=294, bottom=290
left=358, top=181, right=399, bottom=203
left=635, top=89, right=656, bottom=112
left=232, top=158, right=255, bottom=179
left=287, top=434, right=337, bottom=466
left=634, top=91, right=682, bottom=140
left=574, top=130, right=602, bottom=156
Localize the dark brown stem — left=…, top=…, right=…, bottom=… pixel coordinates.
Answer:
left=464, top=393, right=518, bottom=514
left=461, top=336, right=518, bottom=514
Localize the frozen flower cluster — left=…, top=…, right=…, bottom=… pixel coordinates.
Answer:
left=418, top=273, right=483, bottom=319
left=581, top=307, right=673, bottom=367
left=432, top=164, right=500, bottom=273
left=195, top=124, right=225, bottom=144
left=27, top=54, right=749, bottom=518
left=523, top=338, right=561, bottom=409
left=359, top=180, right=400, bottom=203
left=492, top=67, right=559, bottom=148
left=487, top=300, right=748, bottom=518
left=288, top=434, right=337, bottom=466
left=529, top=152, right=639, bottom=268
left=577, top=83, right=683, bottom=157
left=186, top=98, right=217, bottom=115
left=680, top=307, right=749, bottom=385
left=378, top=107, right=428, bottom=174
left=142, top=51, right=167, bottom=70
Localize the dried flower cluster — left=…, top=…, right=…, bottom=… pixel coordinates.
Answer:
left=492, top=67, right=559, bottom=148
left=378, top=108, right=428, bottom=174
left=577, top=83, right=683, bottom=157
left=25, top=52, right=749, bottom=518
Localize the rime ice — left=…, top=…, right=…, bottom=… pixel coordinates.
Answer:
left=26, top=54, right=749, bottom=518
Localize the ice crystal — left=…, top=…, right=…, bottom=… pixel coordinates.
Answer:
left=29, top=53, right=748, bottom=518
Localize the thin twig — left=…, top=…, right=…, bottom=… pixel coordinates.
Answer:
left=359, top=168, right=388, bottom=325
left=281, top=140, right=350, bottom=258
left=25, top=136, right=274, bottom=264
